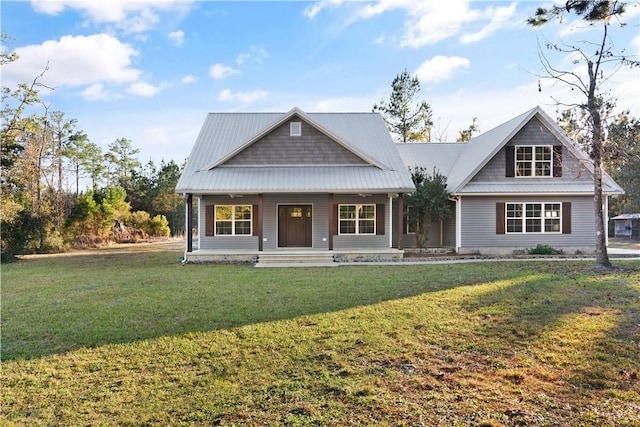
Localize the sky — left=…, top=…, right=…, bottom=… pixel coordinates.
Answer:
left=2, top=0, right=639, bottom=168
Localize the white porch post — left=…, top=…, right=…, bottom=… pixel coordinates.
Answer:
left=456, top=197, right=461, bottom=253
left=197, top=196, right=202, bottom=250
left=389, top=195, right=393, bottom=248
left=604, top=196, right=609, bottom=247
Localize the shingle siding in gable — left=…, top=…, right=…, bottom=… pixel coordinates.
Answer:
left=223, top=120, right=368, bottom=166
left=469, top=117, right=592, bottom=185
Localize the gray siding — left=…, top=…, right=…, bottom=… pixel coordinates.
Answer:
left=460, top=195, right=596, bottom=253
left=199, top=195, right=260, bottom=250
left=391, top=200, right=457, bottom=248
left=198, top=193, right=391, bottom=251
left=224, top=120, right=368, bottom=166
left=471, top=117, right=592, bottom=184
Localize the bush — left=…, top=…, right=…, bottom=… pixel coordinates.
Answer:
left=527, top=244, right=562, bottom=255
left=149, top=215, right=171, bottom=237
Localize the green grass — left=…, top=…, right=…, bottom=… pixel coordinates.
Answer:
left=2, top=243, right=639, bottom=426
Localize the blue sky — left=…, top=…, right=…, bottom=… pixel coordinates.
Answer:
left=2, top=0, right=639, bottom=167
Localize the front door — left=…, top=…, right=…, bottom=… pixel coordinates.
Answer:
left=278, top=205, right=312, bottom=247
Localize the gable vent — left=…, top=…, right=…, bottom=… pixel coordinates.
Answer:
left=290, top=121, right=302, bottom=137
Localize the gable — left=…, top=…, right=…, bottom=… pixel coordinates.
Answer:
left=222, top=118, right=369, bottom=166
left=469, top=117, right=592, bottom=185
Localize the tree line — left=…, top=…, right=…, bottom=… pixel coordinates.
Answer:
left=1, top=34, right=185, bottom=261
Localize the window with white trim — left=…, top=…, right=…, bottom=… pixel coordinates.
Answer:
left=516, top=145, right=552, bottom=177
left=339, top=204, right=375, bottom=235
left=506, top=202, right=561, bottom=233
left=215, top=205, right=252, bottom=235
left=290, top=121, right=302, bottom=136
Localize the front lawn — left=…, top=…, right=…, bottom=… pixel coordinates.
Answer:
left=2, top=243, right=639, bottom=426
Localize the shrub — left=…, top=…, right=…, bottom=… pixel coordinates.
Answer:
left=149, top=215, right=171, bottom=237
left=527, top=244, right=562, bottom=255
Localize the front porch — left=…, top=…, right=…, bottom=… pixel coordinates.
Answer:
left=182, top=248, right=405, bottom=266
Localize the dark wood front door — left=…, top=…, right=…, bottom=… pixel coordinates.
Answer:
left=278, top=205, right=312, bottom=247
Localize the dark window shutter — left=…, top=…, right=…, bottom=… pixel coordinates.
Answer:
left=376, top=204, right=385, bottom=235
left=496, top=203, right=505, bottom=234
left=562, top=202, right=571, bottom=234
left=553, top=146, right=563, bottom=177
left=206, top=205, right=214, bottom=236
left=252, top=204, right=259, bottom=236
left=333, top=204, right=338, bottom=235
left=505, top=146, right=515, bottom=177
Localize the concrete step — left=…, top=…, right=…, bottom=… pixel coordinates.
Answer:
left=256, top=252, right=335, bottom=267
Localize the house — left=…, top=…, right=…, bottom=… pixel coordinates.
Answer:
left=396, top=106, right=624, bottom=255
left=176, top=106, right=624, bottom=262
left=175, top=108, right=416, bottom=263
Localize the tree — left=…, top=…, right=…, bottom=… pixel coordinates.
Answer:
left=528, top=0, right=639, bottom=269
left=405, top=167, right=451, bottom=248
left=456, top=117, right=480, bottom=142
left=107, top=137, right=141, bottom=189
left=373, top=69, right=433, bottom=143
left=606, top=111, right=640, bottom=214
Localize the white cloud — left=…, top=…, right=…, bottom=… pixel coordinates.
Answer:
left=218, top=89, right=269, bottom=104
left=181, top=75, right=197, bottom=84
left=209, top=63, right=240, bottom=80
left=236, top=46, right=270, bottom=65
left=2, top=34, right=140, bottom=89
left=303, top=0, right=345, bottom=19
left=168, top=30, right=185, bottom=46
left=460, top=2, right=518, bottom=44
left=81, top=83, right=115, bottom=101
left=30, top=0, right=194, bottom=33
left=310, top=0, right=517, bottom=48
left=126, top=81, right=160, bottom=97
left=415, top=56, right=470, bottom=84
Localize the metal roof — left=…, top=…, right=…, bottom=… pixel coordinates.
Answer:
left=176, top=109, right=415, bottom=194
left=395, top=106, right=623, bottom=195
left=611, top=213, right=640, bottom=220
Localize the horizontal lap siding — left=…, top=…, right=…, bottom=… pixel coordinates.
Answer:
left=199, top=195, right=260, bottom=250
left=460, top=196, right=595, bottom=248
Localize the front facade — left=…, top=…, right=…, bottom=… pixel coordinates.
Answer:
left=175, top=108, right=415, bottom=262
left=177, top=106, right=624, bottom=262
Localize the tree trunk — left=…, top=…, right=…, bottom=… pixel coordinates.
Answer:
left=593, top=162, right=611, bottom=268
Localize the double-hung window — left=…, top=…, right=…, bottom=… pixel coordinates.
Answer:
left=339, top=204, right=375, bottom=235
left=516, top=145, right=552, bottom=177
left=405, top=205, right=419, bottom=234
left=506, top=202, right=561, bottom=233
left=215, top=205, right=252, bottom=235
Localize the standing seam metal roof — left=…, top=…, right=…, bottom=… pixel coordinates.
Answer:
left=176, top=110, right=416, bottom=193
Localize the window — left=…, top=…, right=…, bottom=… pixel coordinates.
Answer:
left=290, top=121, right=302, bottom=137
left=339, top=204, right=375, bottom=235
left=405, top=206, right=419, bottom=234
left=515, top=145, right=552, bottom=177
left=505, top=202, right=561, bottom=234
left=215, top=205, right=252, bottom=235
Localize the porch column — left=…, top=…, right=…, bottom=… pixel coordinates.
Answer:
left=328, top=193, right=334, bottom=250
left=258, top=193, right=264, bottom=251
left=186, top=193, right=193, bottom=252
left=397, top=193, right=404, bottom=250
